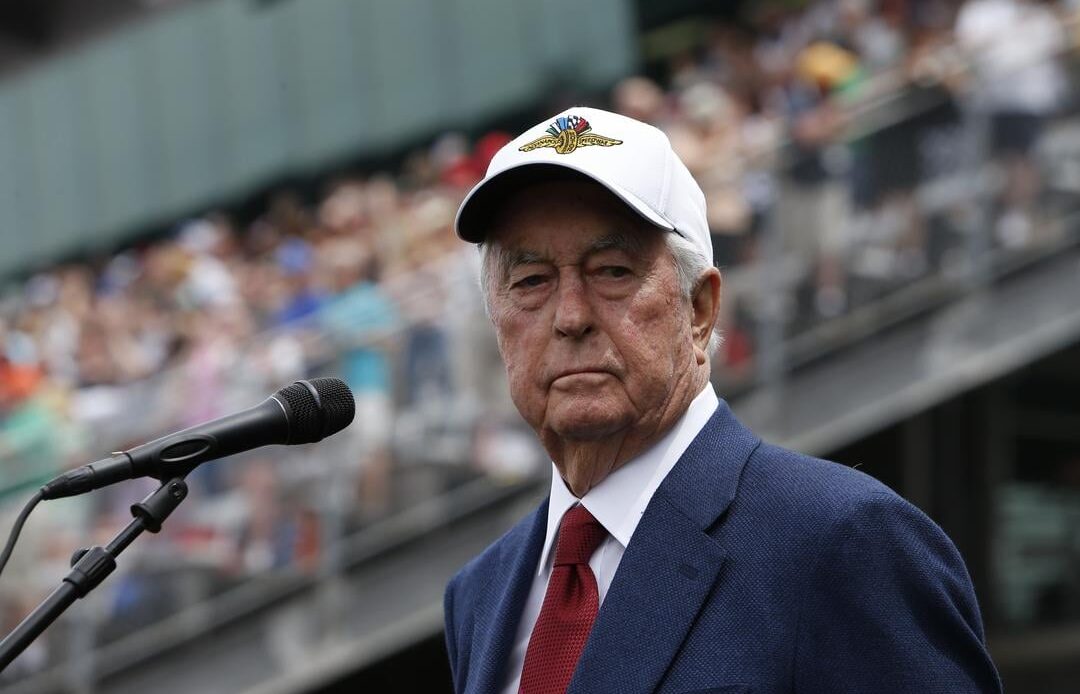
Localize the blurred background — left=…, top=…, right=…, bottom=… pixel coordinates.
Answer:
left=0, top=0, right=1078, bottom=691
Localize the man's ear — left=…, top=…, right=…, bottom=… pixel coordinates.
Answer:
left=690, top=268, right=722, bottom=365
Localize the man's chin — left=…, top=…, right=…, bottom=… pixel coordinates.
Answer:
left=546, top=400, right=632, bottom=442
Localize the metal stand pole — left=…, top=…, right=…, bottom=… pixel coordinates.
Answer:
left=0, top=478, right=189, bottom=672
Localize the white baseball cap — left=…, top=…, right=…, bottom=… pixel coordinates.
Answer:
left=454, top=106, right=713, bottom=263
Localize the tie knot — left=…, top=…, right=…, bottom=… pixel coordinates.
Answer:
left=553, top=505, right=607, bottom=567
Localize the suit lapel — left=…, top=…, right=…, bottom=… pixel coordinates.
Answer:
left=569, top=494, right=727, bottom=694
left=569, top=401, right=760, bottom=694
left=465, top=498, right=548, bottom=694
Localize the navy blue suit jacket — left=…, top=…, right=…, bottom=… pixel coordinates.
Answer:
left=444, top=400, right=1002, bottom=693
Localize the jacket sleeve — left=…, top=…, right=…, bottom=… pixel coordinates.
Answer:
left=794, top=492, right=1002, bottom=693
left=444, top=575, right=461, bottom=693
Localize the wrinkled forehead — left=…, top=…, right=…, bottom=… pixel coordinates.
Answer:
left=485, top=177, right=660, bottom=256
left=494, top=230, right=653, bottom=277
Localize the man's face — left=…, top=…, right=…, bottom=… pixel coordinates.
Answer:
left=486, top=180, right=701, bottom=458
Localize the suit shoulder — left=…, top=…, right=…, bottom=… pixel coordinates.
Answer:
left=447, top=501, right=543, bottom=599
left=738, top=441, right=911, bottom=527
left=747, top=441, right=896, bottom=494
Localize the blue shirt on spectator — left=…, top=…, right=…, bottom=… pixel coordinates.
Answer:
left=318, top=281, right=399, bottom=393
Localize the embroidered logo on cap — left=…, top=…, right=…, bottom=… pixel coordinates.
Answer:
left=518, top=115, right=623, bottom=155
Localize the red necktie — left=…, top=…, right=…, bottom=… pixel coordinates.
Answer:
left=519, top=504, right=608, bottom=694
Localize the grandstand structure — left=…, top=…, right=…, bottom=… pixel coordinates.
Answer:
left=1, top=0, right=1079, bottom=692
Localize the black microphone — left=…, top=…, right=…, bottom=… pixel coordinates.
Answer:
left=40, top=378, right=355, bottom=500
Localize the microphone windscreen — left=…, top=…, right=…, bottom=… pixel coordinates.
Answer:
left=275, top=378, right=355, bottom=444
left=308, top=377, right=355, bottom=438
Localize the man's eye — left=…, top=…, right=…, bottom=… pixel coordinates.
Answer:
left=600, top=266, right=631, bottom=278
left=513, top=274, right=547, bottom=289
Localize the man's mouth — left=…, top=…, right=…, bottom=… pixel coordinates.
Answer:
left=550, top=369, right=613, bottom=386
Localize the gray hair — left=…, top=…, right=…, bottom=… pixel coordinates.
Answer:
left=478, top=231, right=722, bottom=355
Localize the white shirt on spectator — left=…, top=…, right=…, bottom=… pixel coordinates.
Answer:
left=956, top=0, right=1067, bottom=114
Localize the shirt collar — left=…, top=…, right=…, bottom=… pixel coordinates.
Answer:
left=538, top=383, right=720, bottom=576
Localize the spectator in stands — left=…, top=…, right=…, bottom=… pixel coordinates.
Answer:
left=318, top=256, right=400, bottom=522
left=844, top=0, right=908, bottom=71
left=612, top=76, right=671, bottom=127
left=956, top=0, right=1069, bottom=248
left=773, top=42, right=855, bottom=318
left=667, top=81, right=754, bottom=268
left=272, top=237, right=326, bottom=326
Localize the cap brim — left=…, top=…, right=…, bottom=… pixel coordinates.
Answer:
left=454, top=162, right=675, bottom=243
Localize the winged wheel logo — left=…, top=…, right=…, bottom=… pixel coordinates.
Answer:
left=518, top=115, right=623, bottom=154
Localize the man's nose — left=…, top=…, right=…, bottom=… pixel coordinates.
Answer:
left=553, top=272, right=594, bottom=339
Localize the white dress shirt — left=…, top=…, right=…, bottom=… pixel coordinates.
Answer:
left=500, top=383, right=720, bottom=694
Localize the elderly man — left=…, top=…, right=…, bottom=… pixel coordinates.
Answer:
left=444, top=107, right=1001, bottom=694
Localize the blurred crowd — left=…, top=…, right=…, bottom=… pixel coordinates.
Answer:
left=633, top=0, right=1078, bottom=352
left=3, top=0, right=1080, bottom=679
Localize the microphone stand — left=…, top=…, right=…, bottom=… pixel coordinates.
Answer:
left=0, top=477, right=190, bottom=672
